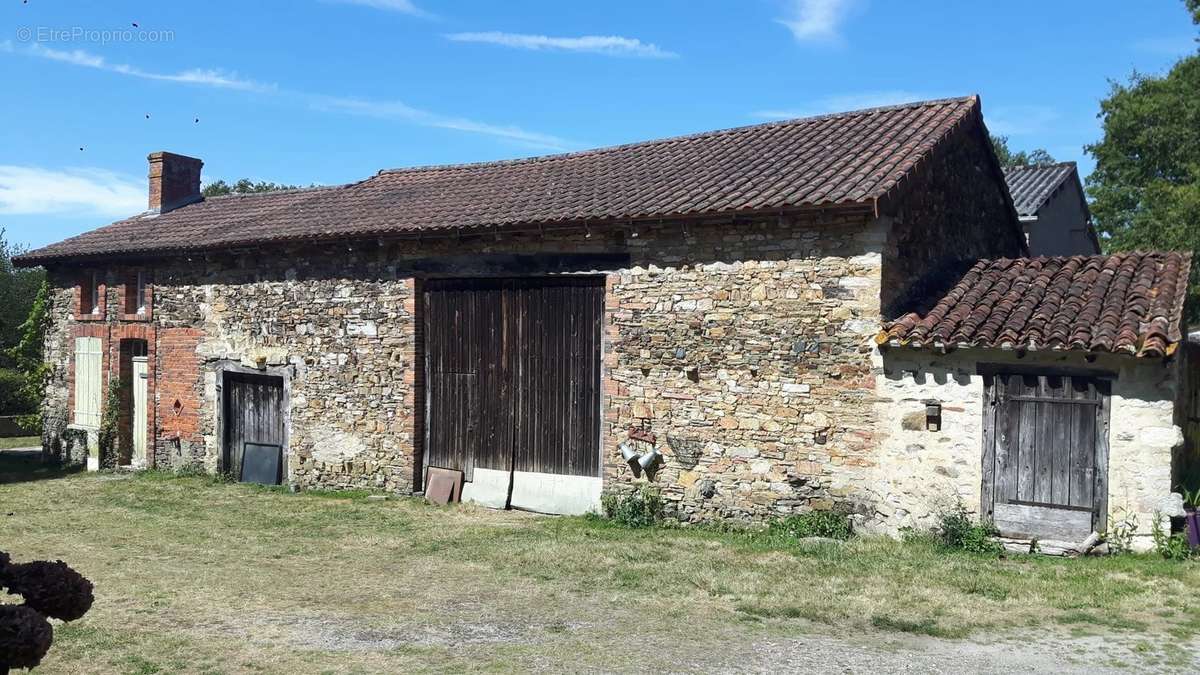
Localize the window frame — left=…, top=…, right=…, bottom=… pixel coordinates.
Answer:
left=75, top=271, right=105, bottom=321
left=120, top=269, right=153, bottom=321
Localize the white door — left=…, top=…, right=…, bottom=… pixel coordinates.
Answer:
left=132, top=356, right=148, bottom=467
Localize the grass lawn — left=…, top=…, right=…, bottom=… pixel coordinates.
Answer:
left=2, top=458, right=1199, bottom=673
left=0, top=435, right=39, bottom=450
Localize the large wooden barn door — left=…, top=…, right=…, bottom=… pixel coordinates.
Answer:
left=983, top=372, right=1110, bottom=541
left=223, top=372, right=286, bottom=485
left=424, top=277, right=603, bottom=514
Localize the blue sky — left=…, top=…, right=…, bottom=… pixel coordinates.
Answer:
left=1, top=0, right=1197, bottom=250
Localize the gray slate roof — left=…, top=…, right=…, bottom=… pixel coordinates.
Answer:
left=1003, top=162, right=1079, bottom=217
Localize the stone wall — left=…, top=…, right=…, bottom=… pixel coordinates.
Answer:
left=605, top=215, right=886, bottom=522
left=33, top=124, right=1027, bottom=529
left=879, top=118, right=1026, bottom=319
left=874, top=347, right=1183, bottom=550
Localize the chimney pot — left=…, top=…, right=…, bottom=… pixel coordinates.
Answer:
left=148, top=151, right=203, bottom=213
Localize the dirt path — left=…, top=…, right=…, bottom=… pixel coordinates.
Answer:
left=710, top=632, right=1197, bottom=673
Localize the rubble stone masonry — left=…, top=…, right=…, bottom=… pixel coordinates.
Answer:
left=35, top=123, right=1029, bottom=530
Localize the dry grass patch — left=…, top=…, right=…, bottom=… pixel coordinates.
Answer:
left=2, top=463, right=1199, bottom=673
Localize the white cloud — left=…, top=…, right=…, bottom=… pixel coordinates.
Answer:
left=313, top=96, right=575, bottom=151
left=324, top=0, right=432, bottom=18
left=6, top=40, right=572, bottom=151
left=776, top=0, right=858, bottom=43
left=753, top=90, right=935, bottom=120
left=0, top=166, right=145, bottom=217
left=25, top=43, right=271, bottom=92
left=444, top=32, right=677, bottom=58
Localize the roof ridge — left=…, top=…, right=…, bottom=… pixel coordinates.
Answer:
left=199, top=182, right=349, bottom=201
left=376, top=95, right=979, bottom=177
left=1005, top=161, right=1076, bottom=172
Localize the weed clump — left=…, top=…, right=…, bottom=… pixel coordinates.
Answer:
left=599, top=486, right=663, bottom=527
left=935, top=503, right=1002, bottom=554
left=768, top=511, right=853, bottom=541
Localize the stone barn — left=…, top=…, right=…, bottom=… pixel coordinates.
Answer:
left=14, top=95, right=1195, bottom=547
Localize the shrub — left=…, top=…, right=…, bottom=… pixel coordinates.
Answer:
left=2, top=560, right=95, bottom=621
left=0, top=551, right=93, bottom=673
left=600, top=486, right=663, bottom=527
left=769, top=510, right=853, bottom=540
left=935, top=503, right=1002, bottom=554
left=0, top=368, right=36, bottom=415
left=0, top=605, right=53, bottom=672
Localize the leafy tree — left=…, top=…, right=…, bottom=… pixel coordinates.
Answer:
left=0, top=229, right=46, bottom=369
left=4, top=282, right=50, bottom=417
left=1086, top=1, right=1200, bottom=317
left=202, top=178, right=300, bottom=197
left=990, top=134, right=1056, bottom=169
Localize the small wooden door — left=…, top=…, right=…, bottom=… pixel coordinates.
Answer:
left=983, top=372, right=1110, bottom=541
left=223, top=372, right=286, bottom=484
left=132, top=356, right=149, bottom=466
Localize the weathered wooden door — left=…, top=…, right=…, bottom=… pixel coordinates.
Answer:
left=983, top=372, right=1110, bottom=541
left=132, top=356, right=149, bottom=466
left=223, top=372, right=286, bottom=484
left=424, top=277, right=603, bottom=514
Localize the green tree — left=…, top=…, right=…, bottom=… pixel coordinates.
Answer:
left=0, top=229, right=46, bottom=369
left=202, top=178, right=300, bottom=198
left=990, top=134, right=1056, bottom=169
left=1086, top=2, right=1200, bottom=317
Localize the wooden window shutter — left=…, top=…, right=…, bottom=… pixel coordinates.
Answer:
left=73, top=337, right=103, bottom=428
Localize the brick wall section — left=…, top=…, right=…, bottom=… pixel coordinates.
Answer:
left=879, top=119, right=1027, bottom=319
left=155, top=327, right=202, bottom=467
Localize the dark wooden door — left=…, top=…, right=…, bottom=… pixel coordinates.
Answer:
left=983, top=372, right=1109, bottom=541
left=424, top=277, right=603, bottom=487
left=223, top=372, right=286, bottom=484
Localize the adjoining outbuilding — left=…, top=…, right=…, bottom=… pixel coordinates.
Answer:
left=13, top=95, right=1196, bottom=548
left=1004, top=162, right=1100, bottom=256
left=878, top=252, right=1195, bottom=548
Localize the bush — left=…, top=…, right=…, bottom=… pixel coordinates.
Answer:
left=0, top=605, right=53, bottom=672
left=600, top=486, right=663, bottom=527
left=0, top=368, right=36, bottom=415
left=936, top=504, right=1003, bottom=554
left=1, top=560, right=95, bottom=621
left=769, top=511, right=853, bottom=540
left=0, top=551, right=93, bottom=673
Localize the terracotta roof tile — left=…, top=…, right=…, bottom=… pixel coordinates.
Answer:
left=16, top=96, right=984, bottom=264
left=879, top=252, right=1192, bottom=358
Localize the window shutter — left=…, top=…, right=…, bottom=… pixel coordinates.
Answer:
left=73, top=337, right=102, bottom=428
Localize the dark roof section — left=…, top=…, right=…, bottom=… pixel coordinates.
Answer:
left=878, top=252, right=1192, bottom=358
left=15, top=96, right=991, bottom=265
left=1003, top=162, right=1079, bottom=217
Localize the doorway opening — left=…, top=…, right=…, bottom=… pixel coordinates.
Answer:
left=221, top=371, right=286, bottom=485
left=118, top=339, right=149, bottom=468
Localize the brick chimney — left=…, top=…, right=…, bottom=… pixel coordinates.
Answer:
left=147, top=151, right=203, bottom=213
